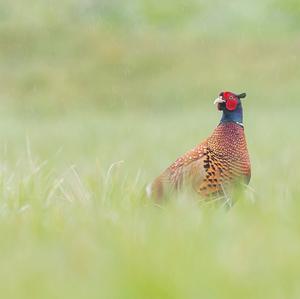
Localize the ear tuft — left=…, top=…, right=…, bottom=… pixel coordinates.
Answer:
left=238, top=93, right=247, bottom=99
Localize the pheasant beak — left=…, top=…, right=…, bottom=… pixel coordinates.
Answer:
left=214, top=97, right=225, bottom=105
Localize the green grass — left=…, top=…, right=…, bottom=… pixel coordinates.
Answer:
left=0, top=1, right=300, bottom=298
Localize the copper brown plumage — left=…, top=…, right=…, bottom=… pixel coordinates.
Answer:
left=147, top=91, right=251, bottom=201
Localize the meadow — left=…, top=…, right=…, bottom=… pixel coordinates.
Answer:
left=0, top=1, right=300, bottom=298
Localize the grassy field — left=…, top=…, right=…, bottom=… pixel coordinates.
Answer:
left=1, top=1, right=300, bottom=298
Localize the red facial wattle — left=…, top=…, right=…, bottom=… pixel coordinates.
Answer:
left=225, top=99, right=238, bottom=111
left=223, top=92, right=238, bottom=111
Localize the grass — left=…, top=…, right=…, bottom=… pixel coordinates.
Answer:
left=0, top=0, right=300, bottom=298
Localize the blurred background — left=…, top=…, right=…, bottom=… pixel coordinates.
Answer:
left=1, top=1, right=300, bottom=299
left=1, top=0, right=299, bottom=173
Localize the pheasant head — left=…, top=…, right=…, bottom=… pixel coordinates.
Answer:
left=214, top=91, right=247, bottom=126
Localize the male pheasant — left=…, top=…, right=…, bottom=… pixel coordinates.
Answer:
left=147, top=91, right=251, bottom=201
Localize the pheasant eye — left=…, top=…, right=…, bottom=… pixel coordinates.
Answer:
left=229, top=95, right=233, bottom=100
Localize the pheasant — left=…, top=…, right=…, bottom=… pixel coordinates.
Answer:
left=147, top=91, right=251, bottom=202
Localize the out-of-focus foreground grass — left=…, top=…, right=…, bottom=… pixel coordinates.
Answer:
left=0, top=1, right=300, bottom=298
